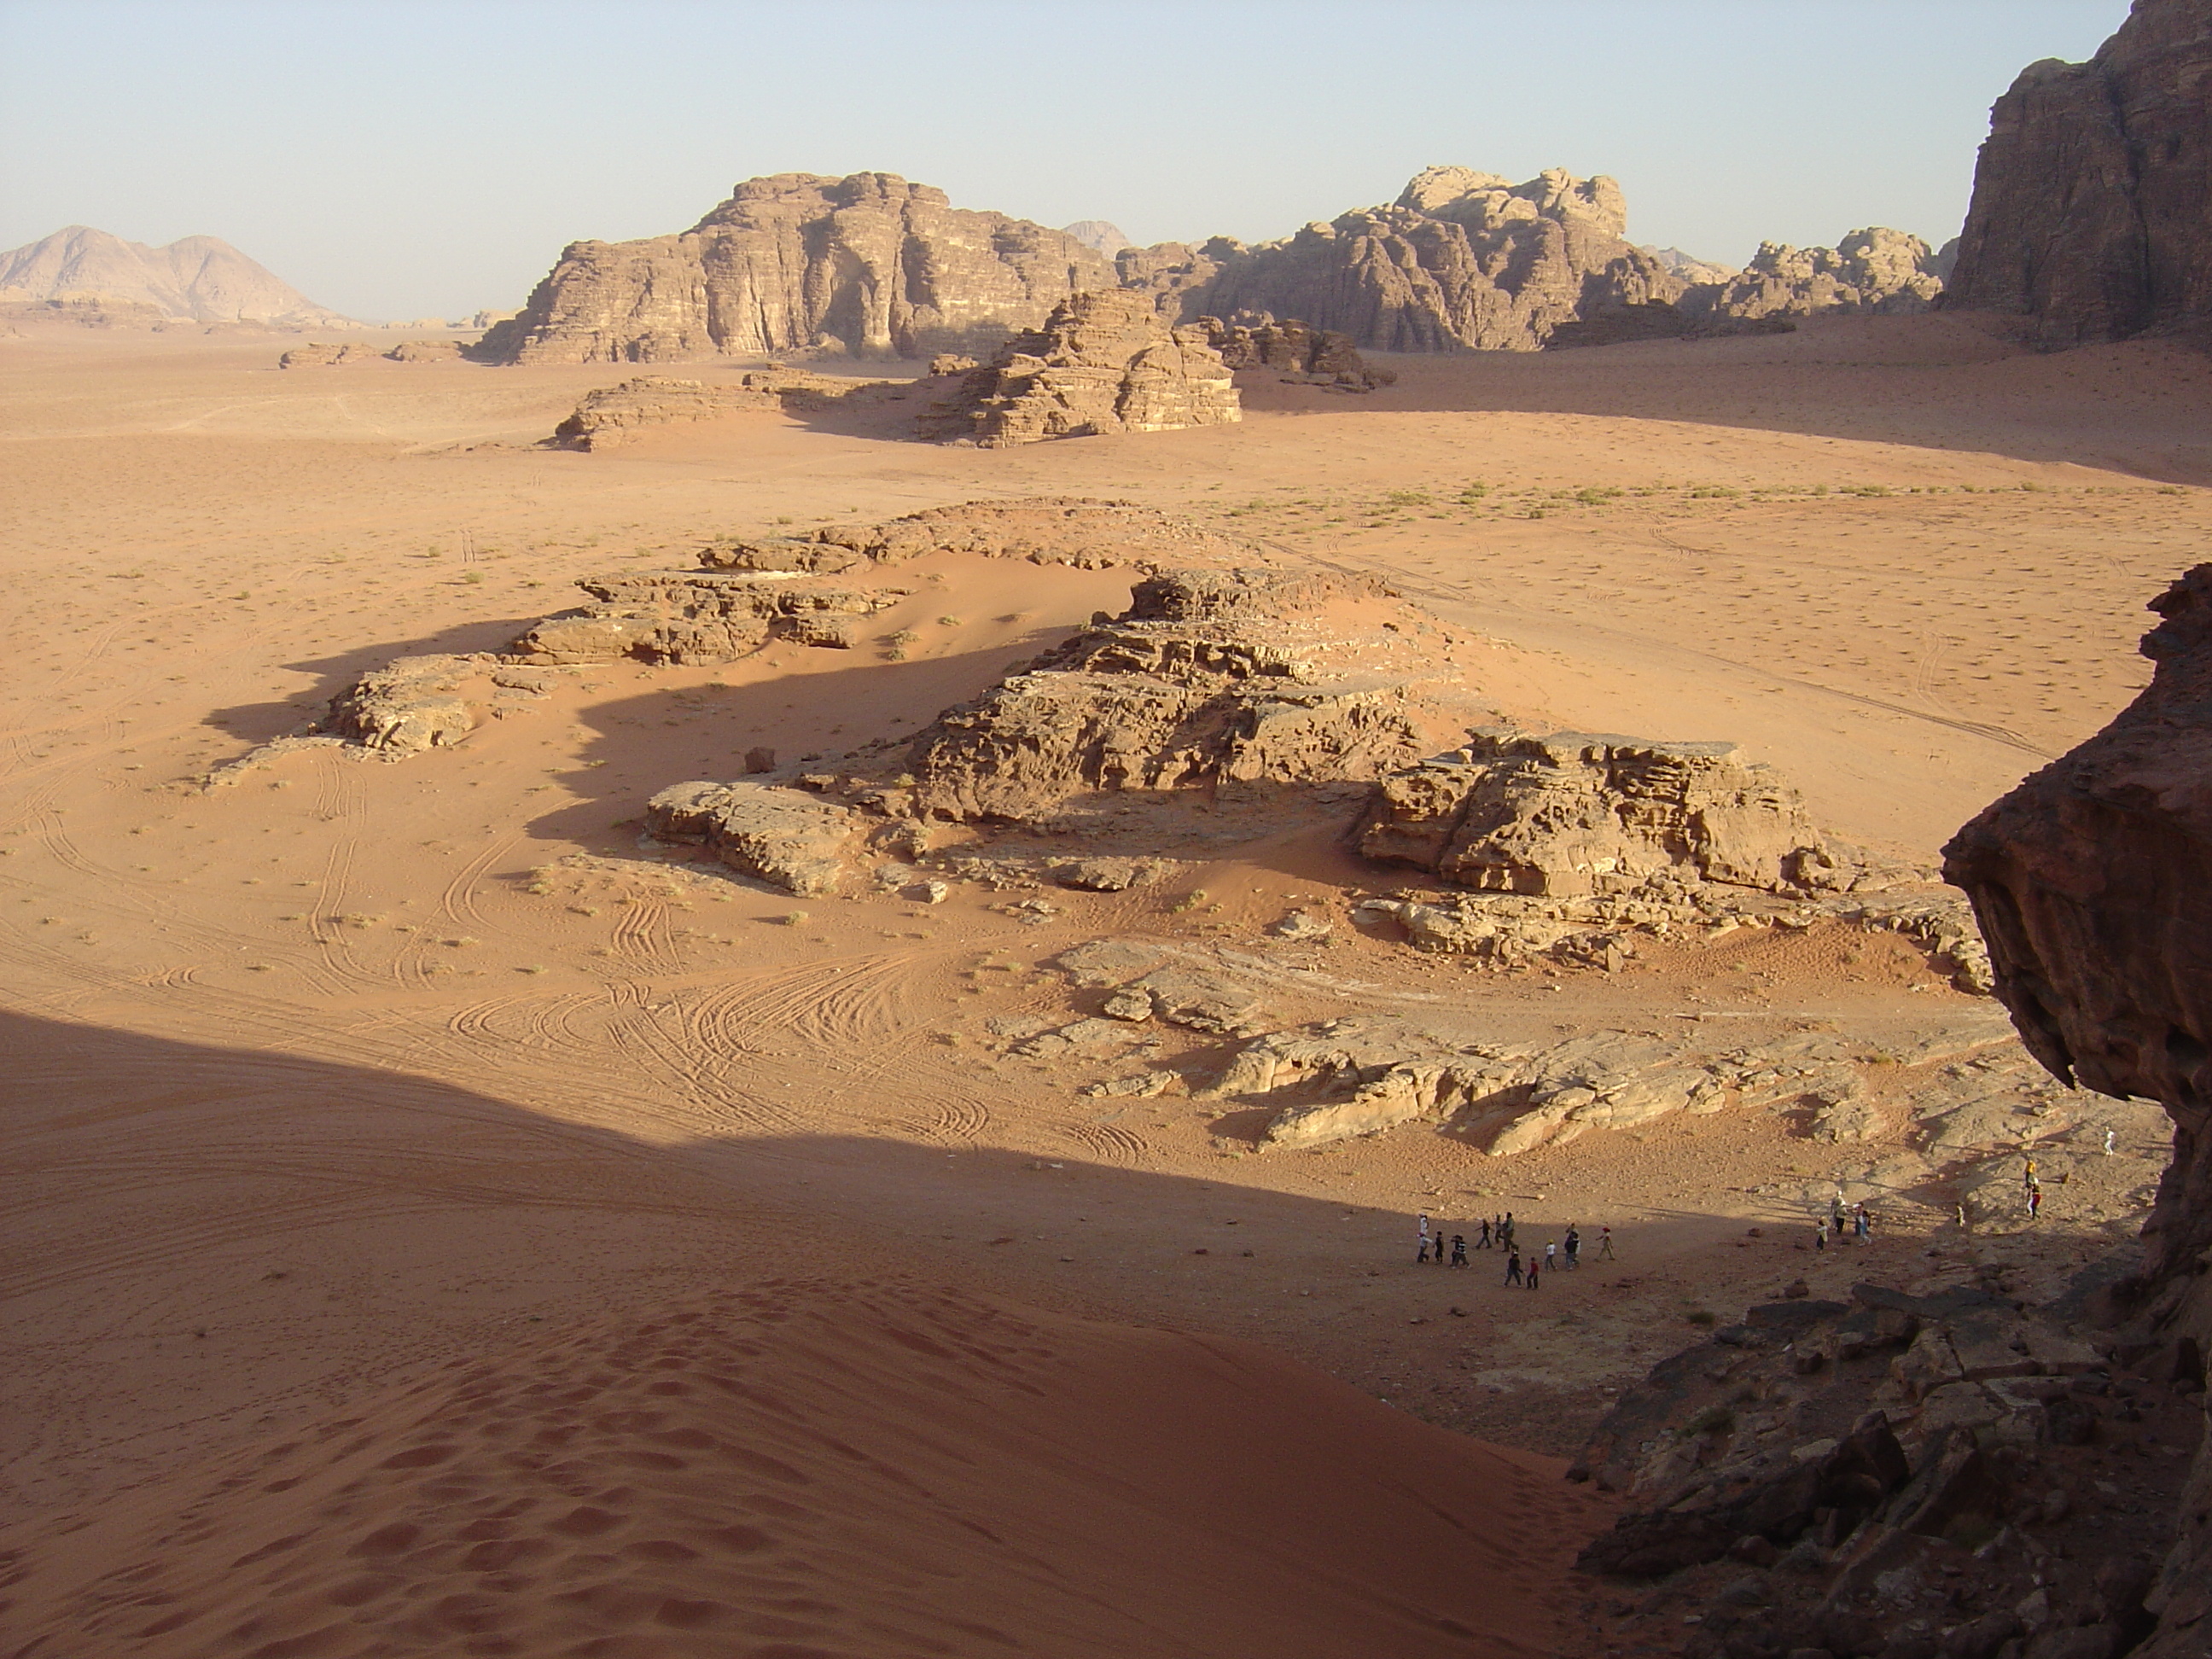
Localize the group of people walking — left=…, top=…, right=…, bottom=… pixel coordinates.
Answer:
left=1414, top=1212, right=1614, bottom=1289
left=1813, top=1192, right=1876, bottom=1251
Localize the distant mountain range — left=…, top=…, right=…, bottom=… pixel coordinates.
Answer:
left=0, top=226, right=353, bottom=326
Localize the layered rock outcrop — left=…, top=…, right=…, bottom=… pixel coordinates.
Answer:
left=547, top=376, right=777, bottom=446
left=1945, top=0, right=2212, bottom=346
left=475, top=172, right=1116, bottom=364
left=919, top=288, right=1239, bottom=446
left=1359, top=728, right=1840, bottom=898
left=902, top=568, right=1481, bottom=821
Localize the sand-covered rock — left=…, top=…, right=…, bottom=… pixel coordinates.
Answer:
left=477, top=172, right=1119, bottom=364
left=646, top=780, right=862, bottom=895
left=1946, top=0, right=2212, bottom=346
left=511, top=570, right=903, bottom=664
left=327, top=655, right=487, bottom=753
left=703, top=497, right=1255, bottom=574
left=921, top=288, right=1240, bottom=447
left=905, top=568, right=1483, bottom=822
left=1359, top=727, right=1839, bottom=898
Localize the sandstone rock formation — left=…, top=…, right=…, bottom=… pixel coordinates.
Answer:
left=510, top=570, right=903, bottom=663
left=1198, top=314, right=1394, bottom=390
left=919, top=288, right=1240, bottom=446
left=1943, top=563, right=2212, bottom=1658
left=1945, top=0, right=2212, bottom=346
left=1203, top=1006, right=2106, bottom=1158
left=901, top=568, right=1482, bottom=822
left=327, top=658, right=564, bottom=754
left=1162, top=166, right=1685, bottom=352
left=702, top=497, right=1254, bottom=574
left=280, top=338, right=466, bottom=369
left=476, top=172, right=1118, bottom=364
left=1697, top=229, right=1947, bottom=320
left=644, top=781, right=862, bottom=896
left=1359, top=728, right=1841, bottom=898
left=1944, top=564, right=2212, bottom=1288
left=549, top=376, right=778, bottom=448
left=0, top=225, right=352, bottom=325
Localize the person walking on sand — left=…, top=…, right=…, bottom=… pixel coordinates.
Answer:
left=1500, top=1213, right=1515, bottom=1252
left=1478, top=1217, right=1493, bottom=1250
left=1853, top=1202, right=1869, bottom=1243
left=2104, top=1128, right=2116, bottom=1156
left=2029, top=1181, right=2043, bottom=1220
left=1544, top=1240, right=1557, bottom=1277
left=1451, top=1234, right=1468, bottom=1268
left=1526, top=1257, right=1540, bottom=1290
left=1505, top=1246, right=1522, bottom=1286
left=1816, top=1218, right=1828, bottom=1252
left=1598, top=1224, right=1615, bottom=1261
left=1417, top=1235, right=1433, bottom=1264
left=1417, top=1212, right=1431, bottom=1264
left=2023, top=1156, right=2037, bottom=1190
left=1564, top=1225, right=1580, bottom=1270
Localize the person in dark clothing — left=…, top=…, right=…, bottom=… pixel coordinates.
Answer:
left=1478, top=1217, right=1493, bottom=1249
left=1504, top=1247, right=1522, bottom=1286
left=1500, top=1213, right=1516, bottom=1252
left=1450, top=1235, right=1468, bottom=1267
left=1563, top=1225, right=1580, bottom=1269
left=1526, top=1258, right=1540, bottom=1290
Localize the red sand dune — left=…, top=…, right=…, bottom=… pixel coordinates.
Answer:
left=0, top=1280, right=1610, bottom=1659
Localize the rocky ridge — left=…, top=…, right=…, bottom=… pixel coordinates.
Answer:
left=476, top=172, right=1119, bottom=364
left=1570, top=1266, right=2202, bottom=1659
left=919, top=288, right=1240, bottom=446
left=1697, top=230, right=1947, bottom=321
left=1945, top=0, right=2212, bottom=346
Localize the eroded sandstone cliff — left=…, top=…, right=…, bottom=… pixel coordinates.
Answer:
left=476, top=172, right=1117, bottom=364
left=1945, top=0, right=2212, bottom=346
left=1943, top=565, right=2212, bottom=1656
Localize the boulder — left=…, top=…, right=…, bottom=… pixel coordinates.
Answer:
left=1944, top=0, right=2212, bottom=346
left=644, top=781, right=861, bottom=896
left=920, top=288, right=1240, bottom=447
left=477, top=172, right=1120, bottom=364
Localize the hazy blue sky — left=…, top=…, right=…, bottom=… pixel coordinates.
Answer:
left=0, top=0, right=2133, bottom=321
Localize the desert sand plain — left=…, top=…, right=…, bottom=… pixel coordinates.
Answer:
left=2, top=316, right=2208, bottom=1657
